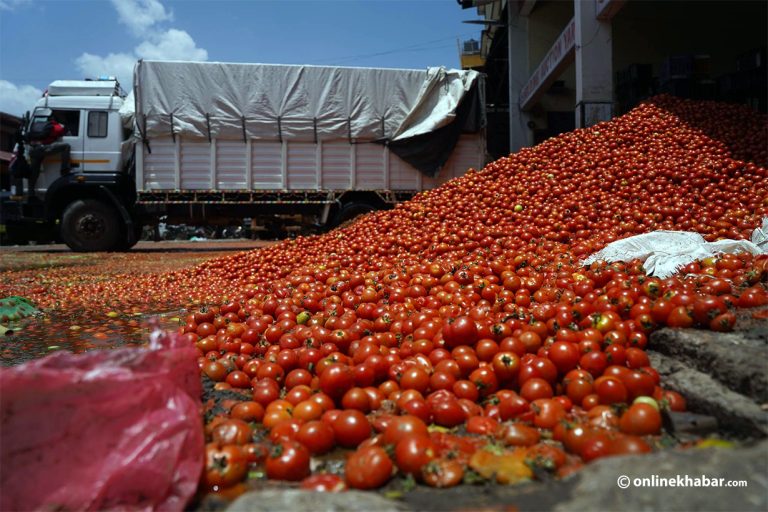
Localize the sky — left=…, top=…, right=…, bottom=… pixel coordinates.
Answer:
left=0, top=0, right=484, bottom=116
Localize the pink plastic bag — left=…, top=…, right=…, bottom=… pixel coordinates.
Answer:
left=0, top=331, right=204, bottom=511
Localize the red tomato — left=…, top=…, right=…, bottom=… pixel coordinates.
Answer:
left=203, top=443, right=248, bottom=489
left=394, top=435, right=437, bottom=475
left=345, top=446, right=394, bottom=489
left=331, top=409, right=372, bottom=448
left=619, top=403, right=662, bottom=436
left=265, top=440, right=311, bottom=481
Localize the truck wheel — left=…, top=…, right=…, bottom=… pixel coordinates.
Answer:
left=60, top=199, right=120, bottom=252
left=330, top=202, right=377, bottom=229
left=115, top=223, right=143, bottom=251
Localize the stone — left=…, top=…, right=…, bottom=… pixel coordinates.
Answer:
left=650, top=326, right=768, bottom=402
left=226, top=489, right=407, bottom=512
left=553, top=441, right=768, bottom=512
left=649, top=351, right=768, bottom=438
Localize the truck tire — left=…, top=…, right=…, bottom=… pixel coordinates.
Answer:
left=115, top=223, right=143, bottom=251
left=60, top=199, right=120, bottom=252
left=330, top=202, right=377, bottom=229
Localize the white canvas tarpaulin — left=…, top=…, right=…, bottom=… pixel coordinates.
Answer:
left=131, top=60, right=480, bottom=145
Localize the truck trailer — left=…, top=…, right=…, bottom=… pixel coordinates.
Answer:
left=2, top=60, right=486, bottom=251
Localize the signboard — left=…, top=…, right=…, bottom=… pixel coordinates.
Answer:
left=519, top=18, right=576, bottom=110
left=596, top=0, right=626, bottom=20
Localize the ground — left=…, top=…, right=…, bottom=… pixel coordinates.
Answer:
left=0, top=240, right=766, bottom=511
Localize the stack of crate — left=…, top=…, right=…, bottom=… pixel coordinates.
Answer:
left=718, top=48, right=766, bottom=112
left=615, top=63, right=654, bottom=114
left=658, top=55, right=714, bottom=100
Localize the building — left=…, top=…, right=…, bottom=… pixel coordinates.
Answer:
left=0, top=112, right=23, bottom=191
left=459, top=0, right=767, bottom=156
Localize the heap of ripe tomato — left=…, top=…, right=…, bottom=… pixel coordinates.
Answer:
left=184, top=96, right=768, bottom=492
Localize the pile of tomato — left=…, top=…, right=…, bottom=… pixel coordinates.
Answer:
left=174, top=96, right=768, bottom=494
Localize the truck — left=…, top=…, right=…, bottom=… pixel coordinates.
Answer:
left=1, top=60, right=486, bottom=251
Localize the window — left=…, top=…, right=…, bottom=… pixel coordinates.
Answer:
left=50, top=109, right=81, bottom=136
left=88, top=111, right=108, bottom=138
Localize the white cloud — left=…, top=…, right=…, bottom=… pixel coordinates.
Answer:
left=136, top=29, right=208, bottom=61
left=0, top=0, right=31, bottom=11
left=0, top=80, right=42, bottom=117
left=75, top=28, right=208, bottom=89
left=74, top=0, right=207, bottom=91
left=75, top=52, right=138, bottom=90
left=109, top=0, right=172, bottom=37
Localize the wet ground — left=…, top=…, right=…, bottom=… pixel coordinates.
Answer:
left=0, top=240, right=274, bottom=366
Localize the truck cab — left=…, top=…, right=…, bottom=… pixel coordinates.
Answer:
left=3, top=79, right=139, bottom=251
left=28, top=79, right=126, bottom=185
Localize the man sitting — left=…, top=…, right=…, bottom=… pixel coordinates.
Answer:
left=26, top=113, right=71, bottom=199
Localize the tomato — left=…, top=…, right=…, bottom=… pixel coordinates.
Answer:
left=666, top=306, right=694, bottom=328
left=691, top=295, right=728, bottom=326
left=202, top=360, right=228, bottom=382
left=319, top=363, right=354, bottom=401
left=421, top=458, right=465, bottom=488
left=469, top=366, right=499, bottom=397
left=491, top=351, right=521, bottom=382
left=296, top=420, right=336, bottom=455
left=619, top=403, right=662, bottom=436
left=660, top=389, right=687, bottom=412
left=431, top=399, right=468, bottom=427
left=395, top=435, right=437, bottom=475
left=608, top=435, right=652, bottom=456
left=526, top=443, right=567, bottom=470
left=345, top=446, right=394, bottom=489
left=498, top=393, right=531, bottom=421
left=738, top=287, right=768, bottom=308
left=265, top=440, right=311, bottom=481
left=341, top=387, right=373, bottom=412
left=548, top=341, right=580, bottom=374
left=331, top=409, right=372, bottom=448
left=621, top=370, right=655, bottom=401
left=465, top=415, right=500, bottom=436
left=381, top=415, right=429, bottom=445
left=211, top=419, right=253, bottom=446
left=579, top=351, right=608, bottom=378
left=496, top=422, right=540, bottom=446
left=579, top=431, right=613, bottom=462
left=300, top=473, right=347, bottom=492
left=442, top=315, right=479, bottom=348
left=225, top=370, right=251, bottom=389
left=269, top=419, right=302, bottom=443
left=204, top=443, right=248, bottom=489
left=399, top=366, right=431, bottom=393
left=530, top=398, right=566, bottom=429
left=710, top=311, right=736, bottom=332
left=520, top=378, right=553, bottom=401
left=593, top=376, right=628, bottom=405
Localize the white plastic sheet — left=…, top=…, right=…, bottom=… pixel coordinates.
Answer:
left=583, top=223, right=768, bottom=278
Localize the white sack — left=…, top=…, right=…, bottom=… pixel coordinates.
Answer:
left=582, top=224, right=767, bottom=278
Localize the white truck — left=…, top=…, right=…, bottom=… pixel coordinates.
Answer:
left=3, top=60, right=486, bottom=251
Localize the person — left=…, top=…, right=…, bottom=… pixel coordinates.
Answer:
left=26, top=113, right=71, bottom=199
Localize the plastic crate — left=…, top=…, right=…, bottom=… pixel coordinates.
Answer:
left=659, top=77, right=692, bottom=98
left=693, top=80, right=717, bottom=101
left=692, top=55, right=711, bottom=77
left=660, top=55, right=693, bottom=82
left=616, top=64, right=653, bottom=86
left=736, top=48, right=767, bottom=72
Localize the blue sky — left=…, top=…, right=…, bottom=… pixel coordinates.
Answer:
left=0, top=0, right=483, bottom=116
